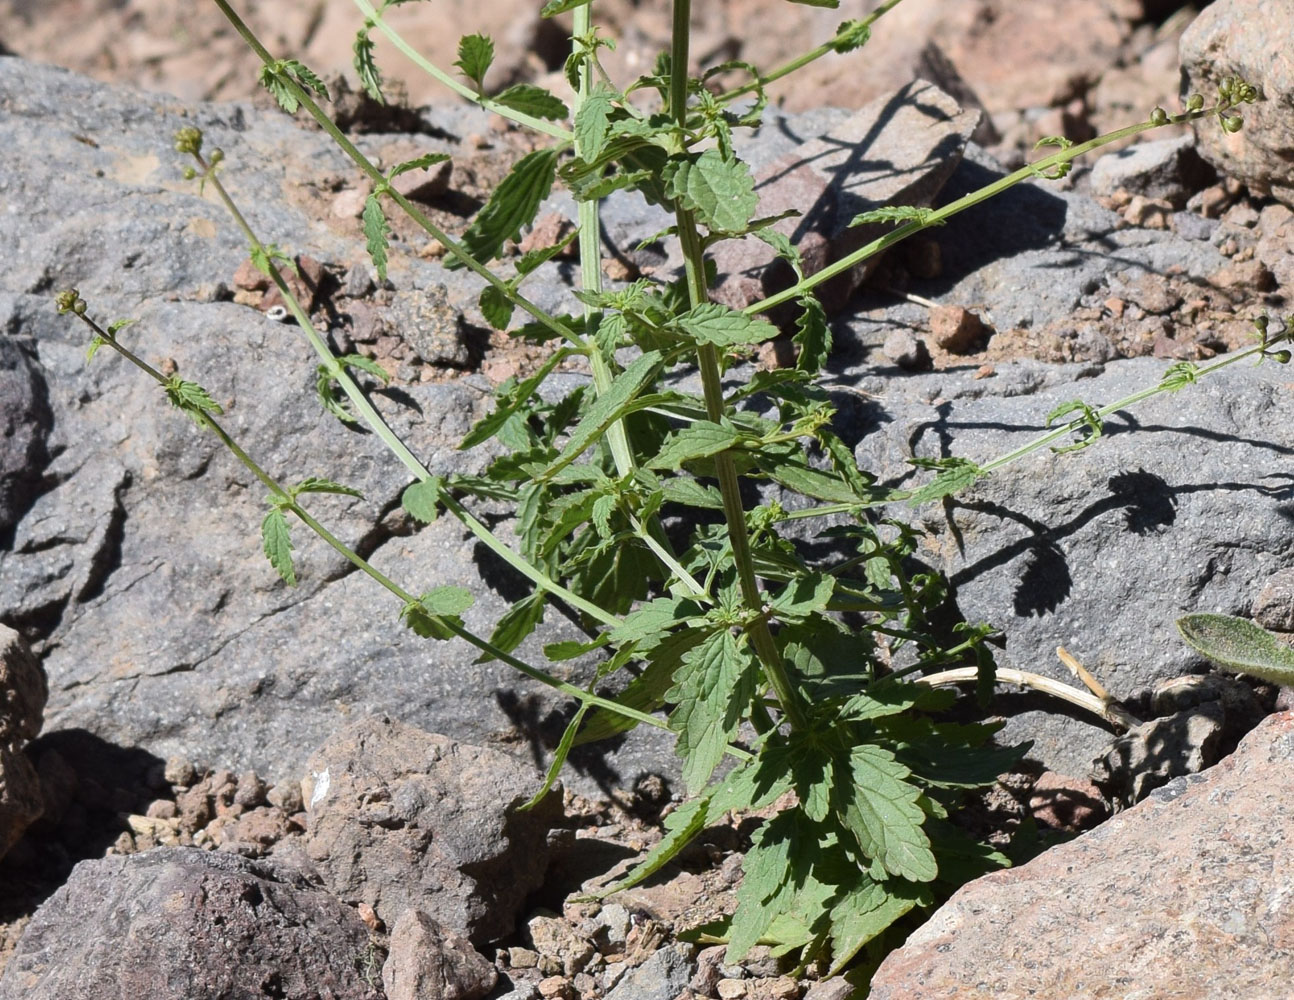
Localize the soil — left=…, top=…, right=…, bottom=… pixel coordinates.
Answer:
left=3, top=0, right=1292, bottom=993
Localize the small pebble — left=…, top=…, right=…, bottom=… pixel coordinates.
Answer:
left=163, top=756, right=197, bottom=788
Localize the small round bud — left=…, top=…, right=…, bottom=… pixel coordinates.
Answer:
left=182, top=166, right=197, bottom=180
left=1254, top=315, right=1270, bottom=335
left=173, top=126, right=203, bottom=155
left=1269, top=350, right=1291, bottom=364
left=1186, top=94, right=1204, bottom=112
left=1149, top=107, right=1169, bottom=126
left=55, top=289, right=80, bottom=313
left=72, top=297, right=87, bottom=315
left=209, top=148, right=225, bottom=165
left=1221, top=113, right=1244, bottom=133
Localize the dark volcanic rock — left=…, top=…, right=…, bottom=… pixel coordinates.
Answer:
left=0, top=847, right=380, bottom=1000
left=0, top=627, right=46, bottom=860
left=303, top=716, right=563, bottom=943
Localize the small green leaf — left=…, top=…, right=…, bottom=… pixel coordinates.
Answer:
left=575, top=86, right=615, bottom=163
left=515, top=226, right=579, bottom=276
left=522, top=701, right=589, bottom=811
left=164, top=377, right=223, bottom=423
left=609, top=596, right=699, bottom=643
left=388, top=153, right=451, bottom=180
left=85, top=336, right=107, bottom=363
left=107, top=318, right=137, bottom=336
left=647, top=421, right=743, bottom=471
left=826, top=880, right=924, bottom=976
left=1160, top=361, right=1201, bottom=392
left=402, top=477, right=444, bottom=523
left=259, top=59, right=329, bottom=114
left=592, top=792, right=712, bottom=898
left=659, top=477, right=724, bottom=510
left=667, top=629, right=760, bottom=794
left=353, top=25, right=385, bottom=102
left=339, top=353, right=390, bottom=383
left=837, top=744, right=935, bottom=882
left=449, top=149, right=558, bottom=269
left=793, top=294, right=830, bottom=372
left=455, top=33, right=495, bottom=90
left=401, top=586, right=475, bottom=640
left=849, top=205, right=942, bottom=229
left=494, top=84, right=569, bottom=121
left=770, top=573, right=835, bottom=619
left=832, top=19, right=872, bottom=53
left=362, top=194, right=390, bottom=283
left=292, top=477, right=363, bottom=498
left=664, top=150, right=759, bottom=234
left=261, top=508, right=296, bottom=586
left=1177, top=613, right=1294, bottom=685
left=540, top=0, right=593, bottom=15
left=675, top=303, right=778, bottom=348
left=479, top=284, right=515, bottom=331
left=906, top=457, right=986, bottom=505
left=1046, top=400, right=1103, bottom=454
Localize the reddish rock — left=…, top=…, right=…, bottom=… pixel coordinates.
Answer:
left=1026, top=771, right=1108, bottom=831
left=382, top=909, right=496, bottom=1000
left=929, top=305, right=989, bottom=353
left=869, top=712, right=1294, bottom=999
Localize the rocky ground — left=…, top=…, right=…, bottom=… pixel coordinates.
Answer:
left=3, top=0, right=1294, bottom=997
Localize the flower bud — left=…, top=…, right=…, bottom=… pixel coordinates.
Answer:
left=1149, top=107, right=1169, bottom=126
left=173, top=127, right=203, bottom=155
left=1186, top=94, right=1204, bottom=112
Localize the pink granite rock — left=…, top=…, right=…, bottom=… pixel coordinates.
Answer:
left=869, top=711, right=1294, bottom=999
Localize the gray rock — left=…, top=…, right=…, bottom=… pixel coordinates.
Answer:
left=603, top=944, right=695, bottom=1000
left=382, top=909, right=497, bottom=1000
left=1090, top=701, right=1225, bottom=806
left=0, top=332, right=49, bottom=539
left=1254, top=567, right=1294, bottom=631
left=853, top=356, right=1294, bottom=776
left=302, top=716, right=562, bottom=943
left=869, top=711, right=1294, bottom=999
left=1180, top=0, right=1294, bottom=207
left=0, top=847, right=380, bottom=999
left=0, top=626, right=46, bottom=859
left=708, top=79, right=980, bottom=317
left=880, top=329, right=930, bottom=371
left=389, top=283, right=470, bottom=367
left=1088, top=135, right=1216, bottom=207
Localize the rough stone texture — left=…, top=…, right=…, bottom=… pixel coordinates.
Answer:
left=853, top=357, right=1294, bottom=777
left=0, top=57, right=676, bottom=791
left=0, top=847, right=380, bottom=1000
left=707, top=79, right=979, bottom=316
left=0, top=626, right=47, bottom=860
left=1254, top=567, right=1294, bottom=631
left=0, top=334, right=48, bottom=539
left=302, top=716, right=562, bottom=943
left=603, top=944, right=696, bottom=1000
left=382, top=909, right=497, bottom=1000
left=389, top=283, right=471, bottom=367
left=1091, top=701, right=1226, bottom=805
left=868, top=711, right=1294, bottom=999
left=1180, top=0, right=1294, bottom=207
left=1089, top=134, right=1217, bottom=207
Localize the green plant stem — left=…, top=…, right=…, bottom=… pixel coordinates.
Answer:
left=670, top=0, right=808, bottom=731
left=351, top=0, right=573, bottom=140
left=717, top=0, right=904, bottom=103
left=568, top=2, right=707, bottom=600
left=188, top=157, right=618, bottom=628
left=742, top=106, right=1226, bottom=319
left=74, top=311, right=669, bottom=729
left=210, top=0, right=585, bottom=351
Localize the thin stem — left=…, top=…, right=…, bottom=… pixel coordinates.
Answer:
left=210, top=0, right=586, bottom=352
left=351, top=0, right=573, bottom=140
left=670, top=0, right=808, bottom=730
left=915, top=666, right=1139, bottom=732
left=742, top=106, right=1227, bottom=319
left=718, top=0, right=904, bottom=103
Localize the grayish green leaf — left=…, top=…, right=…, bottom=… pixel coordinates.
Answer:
left=647, top=421, right=742, bottom=471
left=494, top=84, right=569, bottom=121
left=1177, top=613, right=1294, bottom=685
left=449, top=149, right=558, bottom=268
left=401, top=477, right=443, bottom=523
left=362, top=194, right=390, bottom=282
left=261, top=508, right=296, bottom=586
left=664, top=150, right=759, bottom=234
left=675, top=303, right=778, bottom=348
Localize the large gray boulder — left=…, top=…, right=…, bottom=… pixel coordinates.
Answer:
left=1180, top=0, right=1294, bottom=207
left=868, top=711, right=1294, bottom=998
left=0, top=847, right=381, bottom=999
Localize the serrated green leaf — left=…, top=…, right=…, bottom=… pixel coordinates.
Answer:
left=769, top=572, right=835, bottom=619
left=538, top=350, right=663, bottom=480
left=388, top=152, right=451, bottom=180
left=448, top=148, right=558, bottom=269
left=164, top=377, right=223, bottom=422
left=1046, top=399, right=1103, bottom=454
left=401, top=477, right=443, bottom=523
left=402, top=586, right=474, bottom=640
left=609, top=596, right=699, bottom=644
left=261, top=508, right=296, bottom=586
left=339, top=353, right=390, bottom=383
left=906, top=458, right=986, bottom=505
left=420, top=585, right=474, bottom=615
left=664, top=150, right=759, bottom=234
left=659, top=477, right=724, bottom=510
left=523, top=701, right=589, bottom=811
left=727, top=811, right=804, bottom=960
left=480, top=592, right=546, bottom=659
left=353, top=26, right=385, bottom=103
left=667, top=629, right=760, bottom=794
left=292, top=477, right=363, bottom=498
left=575, top=86, right=615, bottom=163
left=107, top=317, right=137, bottom=336
left=541, top=0, right=593, bottom=15
left=316, top=367, right=356, bottom=424
left=837, top=744, right=935, bottom=882
left=675, top=303, right=778, bottom=348
left=793, top=294, right=830, bottom=372
left=832, top=19, right=871, bottom=53
left=592, top=792, right=712, bottom=898
left=826, top=879, right=923, bottom=976
left=848, top=205, right=942, bottom=229
left=460, top=349, right=571, bottom=450
left=454, top=33, right=494, bottom=90
left=85, top=336, right=106, bottom=363
left=494, top=83, right=568, bottom=121
left=362, top=194, right=390, bottom=282
left=647, top=421, right=743, bottom=471
left=1161, top=360, right=1201, bottom=392
left=479, top=283, right=515, bottom=331
left=1177, top=613, right=1294, bottom=685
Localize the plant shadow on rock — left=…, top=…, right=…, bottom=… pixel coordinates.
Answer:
left=1, top=730, right=166, bottom=926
